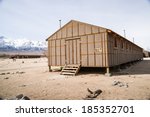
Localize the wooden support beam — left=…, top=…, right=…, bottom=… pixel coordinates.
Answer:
left=49, top=66, right=52, bottom=72
left=105, top=67, right=111, bottom=77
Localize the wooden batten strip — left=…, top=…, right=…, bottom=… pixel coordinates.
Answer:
left=93, top=34, right=96, bottom=66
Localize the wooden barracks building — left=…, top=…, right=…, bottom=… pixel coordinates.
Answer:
left=46, top=20, right=143, bottom=76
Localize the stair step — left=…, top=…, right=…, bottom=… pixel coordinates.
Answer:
left=65, top=64, right=80, bottom=67
left=61, top=64, right=81, bottom=76
left=65, top=66, right=78, bottom=69
left=62, top=70, right=76, bottom=73
left=63, top=68, right=77, bottom=70
left=61, top=72, right=76, bottom=75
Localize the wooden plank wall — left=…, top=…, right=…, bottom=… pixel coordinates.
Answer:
left=48, top=38, right=65, bottom=66
left=48, top=21, right=143, bottom=68
left=107, top=33, right=143, bottom=67
left=80, top=33, right=108, bottom=67
left=48, top=20, right=109, bottom=67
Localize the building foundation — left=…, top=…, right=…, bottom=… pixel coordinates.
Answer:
left=49, top=66, right=52, bottom=72
left=105, top=67, right=111, bottom=77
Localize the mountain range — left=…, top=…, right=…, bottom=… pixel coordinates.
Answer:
left=0, top=36, right=47, bottom=55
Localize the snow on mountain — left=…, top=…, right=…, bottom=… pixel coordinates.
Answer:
left=0, top=36, right=15, bottom=49
left=0, top=36, right=47, bottom=52
left=0, top=36, right=7, bottom=45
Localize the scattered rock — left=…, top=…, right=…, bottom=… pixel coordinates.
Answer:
left=112, top=81, right=121, bottom=86
left=83, top=88, right=102, bottom=100
left=87, top=88, right=93, bottom=94
left=112, top=81, right=129, bottom=88
left=4, top=77, right=9, bottom=80
left=19, top=84, right=27, bottom=87
left=125, top=83, right=129, bottom=88
left=19, top=71, right=25, bottom=74
left=22, top=96, right=30, bottom=100
left=0, top=72, right=15, bottom=75
left=16, top=71, right=25, bottom=74
left=0, top=94, right=30, bottom=100
left=22, top=61, right=24, bottom=63
left=7, top=72, right=10, bottom=74
left=0, top=73, right=6, bottom=75
left=16, top=94, right=24, bottom=99
left=118, top=83, right=124, bottom=87
left=15, top=94, right=30, bottom=100
left=12, top=94, right=30, bottom=100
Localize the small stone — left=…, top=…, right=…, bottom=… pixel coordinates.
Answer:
left=7, top=72, right=10, bottom=74
left=16, top=94, right=23, bottom=99
left=16, top=95, right=30, bottom=100
left=16, top=71, right=25, bottom=74
left=19, top=85, right=27, bottom=87
left=118, top=83, right=124, bottom=87
left=19, top=72, right=25, bottom=74
left=112, top=81, right=120, bottom=86
left=0, top=73, right=6, bottom=75
left=84, top=88, right=102, bottom=100
left=4, top=77, right=9, bottom=80
left=112, top=81, right=129, bottom=88
left=125, top=84, right=129, bottom=88
left=22, top=96, right=30, bottom=100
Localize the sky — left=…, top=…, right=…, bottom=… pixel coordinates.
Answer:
left=0, top=0, right=150, bottom=50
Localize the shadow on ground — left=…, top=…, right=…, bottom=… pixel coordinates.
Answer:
left=78, top=58, right=150, bottom=76
left=113, top=59, right=150, bottom=76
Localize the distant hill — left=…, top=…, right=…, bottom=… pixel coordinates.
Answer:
left=0, top=36, right=47, bottom=55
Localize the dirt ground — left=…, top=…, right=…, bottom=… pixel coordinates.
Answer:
left=0, top=57, right=150, bottom=100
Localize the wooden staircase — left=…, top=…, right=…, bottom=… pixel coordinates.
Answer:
left=61, top=64, right=81, bottom=76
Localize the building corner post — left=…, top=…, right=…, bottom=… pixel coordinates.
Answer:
left=105, top=67, right=111, bottom=77
left=49, top=66, right=52, bottom=72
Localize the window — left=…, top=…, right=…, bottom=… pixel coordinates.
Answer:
left=126, top=43, right=128, bottom=50
left=129, top=45, right=131, bottom=51
left=121, top=40, right=123, bottom=49
left=114, top=38, right=117, bottom=48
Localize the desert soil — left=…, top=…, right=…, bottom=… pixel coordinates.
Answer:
left=0, top=57, right=150, bottom=100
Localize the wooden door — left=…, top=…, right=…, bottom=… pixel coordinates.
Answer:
left=65, top=39, right=80, bottom=65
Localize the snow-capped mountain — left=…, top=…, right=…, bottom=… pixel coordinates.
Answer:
left=0, top=36, right=47, bottom=53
